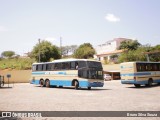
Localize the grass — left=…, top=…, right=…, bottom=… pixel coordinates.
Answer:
left=0, top=58, right=35, bottom=70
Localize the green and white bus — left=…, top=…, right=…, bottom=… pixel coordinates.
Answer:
left=120, top=61, right=160, bottom=87
left=30, top=59, right=104, bottom=90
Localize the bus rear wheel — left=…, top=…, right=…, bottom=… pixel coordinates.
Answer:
left=134, top=84, right=141, bottom=88
left=145, top=79, right=153, bottom=87
left=45, top=80, right=50, bottom=88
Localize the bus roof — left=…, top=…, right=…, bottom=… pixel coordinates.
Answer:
left=32, top=58, right=101, bottom=65
left=120, top=61, right=160, bottom=64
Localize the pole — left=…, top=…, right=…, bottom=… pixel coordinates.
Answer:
left=146, top=54, right=150, bottom=62
left=8, top=78, right=9, bottom=88
left=60, top=36, right=62, bottom=57
left=38, top=39, right=41, bottom=62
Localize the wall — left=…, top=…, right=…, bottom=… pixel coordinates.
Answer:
left=103, top=64, right=120, bottom=71
left=0, top=70, right=31, bottom=83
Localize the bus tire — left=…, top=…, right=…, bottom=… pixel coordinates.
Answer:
left=40, top=79, right=45, bottom=87
left=45, top=80, right=50, bottom=88
left=146, top=79, right=153, bottom=87
left=134, top=84, right=141, bottom=88
left=74, top=80, right=79, bottom=90
left=88, top=87, right=91, bottom=90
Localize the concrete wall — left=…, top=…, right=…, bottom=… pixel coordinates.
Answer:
left=103, top=64, right=120, bottom=71
left=0, top=70, right=31, bottom=83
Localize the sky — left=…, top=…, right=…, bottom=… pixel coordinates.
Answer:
left=0, top=0, right=160, bottom=55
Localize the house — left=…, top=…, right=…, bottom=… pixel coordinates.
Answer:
left=95, top=38, right=129, bottom=62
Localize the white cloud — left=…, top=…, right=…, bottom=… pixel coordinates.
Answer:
left=105, top=14, right=120, bottom=22
left=0, top=26, right=8, bottom=32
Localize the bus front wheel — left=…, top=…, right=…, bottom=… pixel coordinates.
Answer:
left=74, top=81, right=79, bottom=90
left=88, top=87, right=91, bottom=90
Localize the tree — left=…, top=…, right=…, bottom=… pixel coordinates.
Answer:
left=73, top=43, right=95, bottom=59
left=110, top=54, right=119, bottom=63
left=147, top=44, right=160, bottom=62
left=119, top=40, right=141, bottom=50
left=1, top=51, right=15, bottom=58
left=62, top=45, right=78, bottom=57
left=30, top=40, right=61, bottom=62
left=118, top=45, right=152, bottom=62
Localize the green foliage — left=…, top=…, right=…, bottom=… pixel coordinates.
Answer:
left=119, top=40, right=141, bottom=50
left=73, top=43, right=95, bottom=59
left=0, top=58, right=35, bottom=70
left=30, top=40, right=61, bottom=62
left=118, top=44, right=160, bottom=62
left=110, top=54, right=118, bottom=59
left=148, top=44, right=160, bottom=62
left=155, top=45, right=160, bottom=50
left=1, top=51, right=15, bottom=58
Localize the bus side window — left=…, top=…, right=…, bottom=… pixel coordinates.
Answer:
left=153, top=64, right=157, bottom=71
left=32, top=65, right=37, bottom=71
left=46, top=64, right=51, bottom=71
left=61, top=63, right=65, bottom=69
left=38, top=64, right=43, bottom=71
left=78, top=61, right=86, bottom=68
left=50, top=63, right=55, bottom=71
left=65, top=62, right=70, bottom=69
left=43, top=64, right=46, bottom=71
left=54, top=63, right=62, bottom=70
left=71, top=62, right=76, bottom=70
left=144, top=64, right=148, bottom=71
left=141, top=64, right=145, bottom=71
left=158, top=63, right=160, bottom=71
left=136, top=63, right=141, bottom=71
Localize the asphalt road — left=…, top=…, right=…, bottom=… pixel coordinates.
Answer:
left=0, top=80, right=159, bottom=120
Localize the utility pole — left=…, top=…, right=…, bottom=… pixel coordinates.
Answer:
left=60, top=36, right=62, bottom=57
left=38, top=39, right=41, bottom=62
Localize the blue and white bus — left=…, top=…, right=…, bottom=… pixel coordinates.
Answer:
left=30, top=59, right=104, bottom=90
left=120, top=61, right=160, bottom=87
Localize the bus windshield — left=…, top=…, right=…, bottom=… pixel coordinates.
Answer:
left=87, top=61, right=102, bottom=69
left=78, top=61, right=103, bottom=80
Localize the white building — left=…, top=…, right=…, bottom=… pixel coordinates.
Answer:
left=95, top=38, right=129, bottom=62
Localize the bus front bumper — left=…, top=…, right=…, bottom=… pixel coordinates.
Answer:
left=88, top=82, right=104, bottom=87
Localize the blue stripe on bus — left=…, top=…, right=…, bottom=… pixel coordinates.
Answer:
left=31, top=80, right=104, bottom=87
left=121, top=80, right=148, bottom=85
left=153, top=79, right=160, bottom=83
left=32, top=72, right=77, bottom=75
left=121, top=79, right=160, bottom=85
left=121, top=72, right=151, bottom=76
